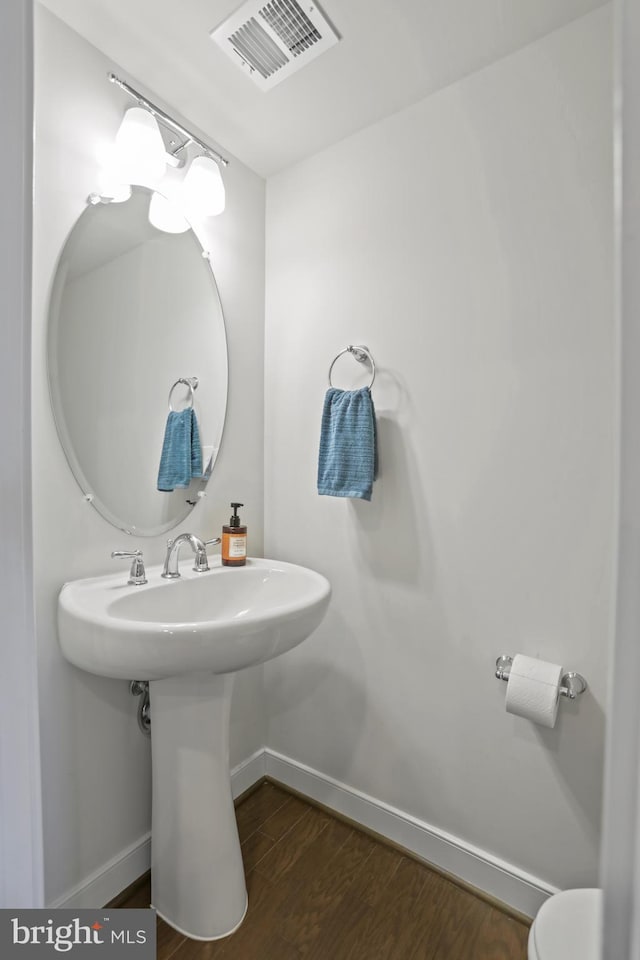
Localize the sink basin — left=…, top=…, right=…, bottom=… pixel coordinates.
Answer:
left=58, top=557, right=331, bottom=680
left=57, top=556, right=331, bottom=941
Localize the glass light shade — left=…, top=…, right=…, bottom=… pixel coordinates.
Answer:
left=183, top=155, right=225, bottom=217
left=114, top=107, right=167, bottom=186
left=148, top=191, right=190, bottom=234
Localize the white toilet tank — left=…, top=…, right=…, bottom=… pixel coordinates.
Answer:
left=528, top=888, right=602, bottom=960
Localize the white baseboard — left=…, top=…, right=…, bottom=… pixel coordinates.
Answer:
left=49, top=833, right=152, bottom=910
left=50, top=746, right=557, bottom=918
left=49, top=749, right=267, bottom=909
left=264, top=748, right=558, bottom=920
left=231, top=747, right=267, bottom=799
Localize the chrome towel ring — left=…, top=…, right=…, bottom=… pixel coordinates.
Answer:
left=328, top=345, right=376, bottom=389
left=168, top=376, right=199, bottom=412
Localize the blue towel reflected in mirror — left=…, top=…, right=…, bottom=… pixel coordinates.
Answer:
left=157, top=408, right=203, bottom=492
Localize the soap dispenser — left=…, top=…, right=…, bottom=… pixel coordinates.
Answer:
left=222, top=502, right=247, bottom=566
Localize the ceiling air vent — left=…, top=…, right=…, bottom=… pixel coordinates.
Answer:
left=210, top=0, right=340, bottom=91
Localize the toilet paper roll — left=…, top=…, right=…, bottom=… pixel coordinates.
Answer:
left=505, top=654, right=563, bottom=728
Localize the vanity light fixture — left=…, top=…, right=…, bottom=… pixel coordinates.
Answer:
left=114, top=107, right=167, bottom=186
left=148, top=191, right=191, bottom=234
left=182, top=155, right=226, bottom=217
left=100, top=73, right=229, bottom=231
left=107, top=73, right=229, bottom=169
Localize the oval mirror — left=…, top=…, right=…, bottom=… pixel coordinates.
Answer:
left=47, top=186, right=228, bottom=536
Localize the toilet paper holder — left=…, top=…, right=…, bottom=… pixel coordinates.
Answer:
left=495, top=655, right=588, bottom=700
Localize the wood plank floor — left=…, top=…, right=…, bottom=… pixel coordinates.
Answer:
left=115, top=781, right=530, bottom=960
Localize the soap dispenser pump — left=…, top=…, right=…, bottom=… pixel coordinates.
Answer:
left=222, top=502, right=247, bottom=566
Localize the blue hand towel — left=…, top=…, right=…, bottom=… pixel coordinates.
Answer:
left=157, top=408, right=203, bottom=492
left=317, top=387, right=378, bottom=501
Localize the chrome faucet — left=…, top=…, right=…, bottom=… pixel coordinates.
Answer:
left=161, top=533, right=221, bottom=579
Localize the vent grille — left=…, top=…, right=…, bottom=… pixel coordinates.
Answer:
left=229, top=17, right=289, bottom=80
left=211, top=0, right=340, bottom=91
left=260, top=1, right=321, bottom=58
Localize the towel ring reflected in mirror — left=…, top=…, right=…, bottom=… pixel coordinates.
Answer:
left=168, top=376, right=199, bottom=412
left=328, top=344, right=376, bottom=389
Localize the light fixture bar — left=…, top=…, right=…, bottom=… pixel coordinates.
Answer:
left=107, top=72, right=229, bottom=167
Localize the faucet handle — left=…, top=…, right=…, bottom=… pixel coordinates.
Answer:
left=193, top=538, right=221, bottom=573
left=112, top=549, right=147, bottom=586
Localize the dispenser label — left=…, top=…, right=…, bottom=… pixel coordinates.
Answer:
left=0, top=909, right=155, bottom=957
left=227, top=535, right=246, bottom=558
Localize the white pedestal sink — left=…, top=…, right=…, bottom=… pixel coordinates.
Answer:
left=57, top=557, right=331, bottom=940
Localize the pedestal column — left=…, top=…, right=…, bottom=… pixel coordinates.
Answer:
left=149, top=673, right=247, bottom=940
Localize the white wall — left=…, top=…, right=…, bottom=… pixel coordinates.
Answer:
left=33, top=5, right=266, bottom=906
left=600, top=1, right=640, bottom=956
left=265, top=6, right=613, bottom=895
left=0, top=0, right=44, bottom=909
